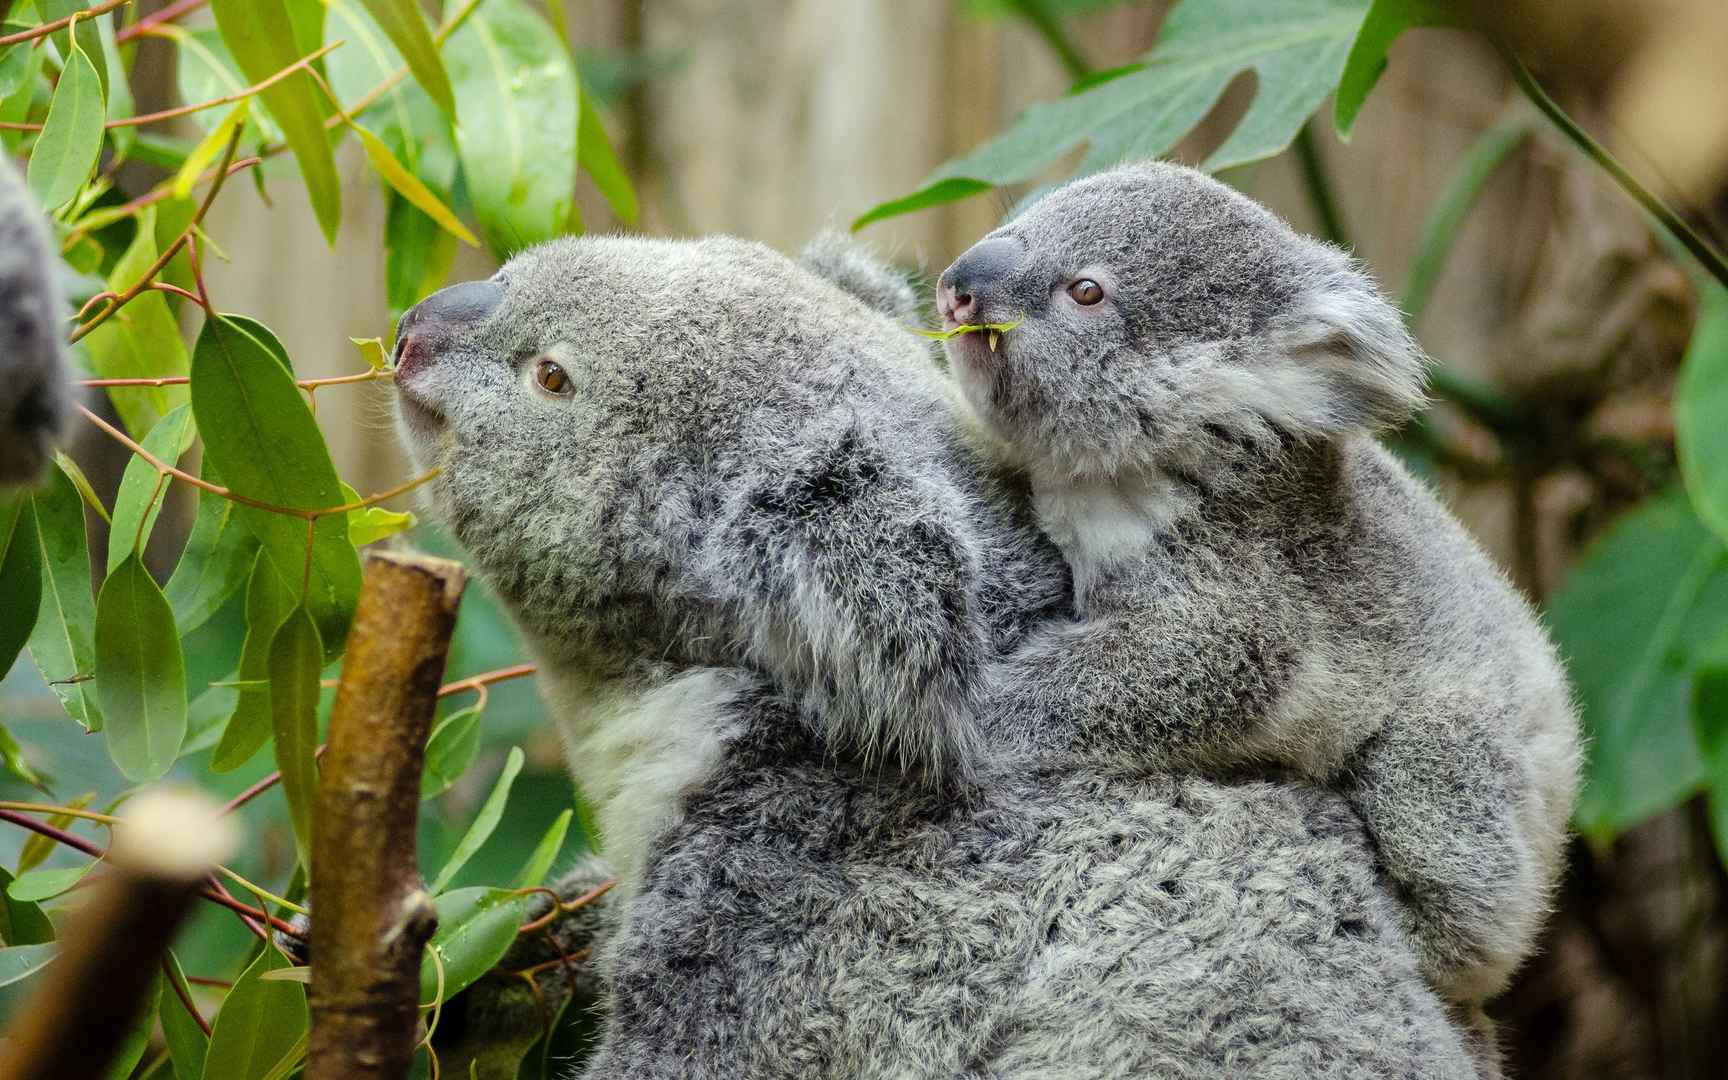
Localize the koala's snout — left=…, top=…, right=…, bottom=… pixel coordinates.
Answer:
left=937, top=237, right=1022, bottom=325
left=394, top=278, right=506, bottom=380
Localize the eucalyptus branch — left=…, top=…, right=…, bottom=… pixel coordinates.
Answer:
left=69, top=127, right=246, bottom=345
left=114, top=0, right=204, bottom=44
left=0, top=0, right=127, bottom=48
left=0, top=41, right=342, bottom=132
left=1497, top=41, right=1728, bottom=290
left=436, top=663, right=537, bottom=700
left=161, top=958, right=213, bottom=1039
left=82, top=369, right=394, bottom=392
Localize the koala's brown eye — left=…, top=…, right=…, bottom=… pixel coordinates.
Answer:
left=534, top=357, right=571, bottom=396
left=1068, top=279, right=1105, bottom=306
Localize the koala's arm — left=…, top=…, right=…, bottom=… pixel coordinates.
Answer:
left=697, top=412, right=996, bottom=782
left=0, top=154, right=73, bottom=486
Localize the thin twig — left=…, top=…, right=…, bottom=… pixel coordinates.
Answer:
left=436, top=663, right=537, bottom=699
left=161, top=957, right=213, bottom=1038
left=70, top=127, right=247, bottom=345
left=114, top=0, right=204, bottom=44
left=0, top=41, right=342, bottom=132
left=0, top=0, right=128, bottom=48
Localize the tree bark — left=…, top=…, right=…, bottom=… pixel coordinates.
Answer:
left=307, top=551, right=467, bottom=1080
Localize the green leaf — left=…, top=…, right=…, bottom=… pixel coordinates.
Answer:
left=201, top=943, right=307, bottom=1080
left=211, top=0, right=342, bottom=241
left=1550, top=491, right=1728, bottom=838
left=351, top=121, right=478, bottom=246
left=80, top=206, right=192, bottom=439
left=0, top=494, right=44, bottom=681
left=54, top=450, right=110, bottom=525
left=576, top=83, right=637, bottom=224
left=0, top=21, right=38, bottom=100
left=16, top=794, right=93, bottom=876
left=420, top=704, right=483, bottom=799
left=173, top=98, right=250, bottom=200
left=95, top=8, right=135, bottom=161
left=1678, top=287, right=1728, bottom=545
left=338, top=480, right=416, bottom=548
left=8, top=863, right=94, bottom=902
left=26, top=462, right=102, bottom=731
left=429, top=746, right=524, bottom=893
left=854, top=0, right=1370, bottom=228
left=0, top=943, right=57, bottom=989
left=512, top=809, right=572, bottom=890
left=25, top=26, right=105, bottom=210
left=190, top=315, right=361, bottom=661
left=97, top=553, right=189, bottom=782
left=161, top=951, right=211, bottom=1080
left=0, top=43, right=44, bottom=155
left=0, top=867, right=57, bottom=947
left=107, top=404, right=196, bottom=574
left=164, top=459, right=261, bottom=636
left=0, top=722, right=44, bottom=791
left=269, top=604, right=323, bottom=869
left=349, top=336, right=391, bottom=372
left=41, top=1, right=109, bottom=102
left=419, top=886, right=530, bottom=1002
left=359, top=0, right=454, bottom=117
left=445, top=0, right=579, bottom=255
left=1334, top=0, right=1462, bottom=139
left=326, top=0, right=456, bottom=185
left=169, top=26, right=284, bottom=142
left=384, top=191, right=459, bottom=317
left=183, top=680, right=241, bottom=757
left=211, top=550, right=293, bottom=773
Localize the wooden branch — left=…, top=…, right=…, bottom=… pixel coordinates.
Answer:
left=0, top=791, right=238, bottom=1080
left=308, top=552, right=467, bottom=1080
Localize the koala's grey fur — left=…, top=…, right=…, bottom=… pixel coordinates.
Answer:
left=0, top=154, right=73, bottom=485
left=394, top=233, right=1486, bottom=1076
left=937, top=162, right=1581, bottom=1016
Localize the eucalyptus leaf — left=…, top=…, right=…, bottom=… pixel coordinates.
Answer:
left=25, top=28, right=105, bottom=210
left=8, top=862, right=94, bottom=902
left=165, top=459, right=261, bottom=637
left=212, top=550, right=292, bottom=773
left=211, top=0, right=342, bottom=241
left=0, top=866, right=56, bottom=946
left=190, top=315, right=360, bottom=661
left=513, top=809, right=573, bottom=890
left=1550, top=491, right=1728, bottom=838
left=419, top=886, right=530, bottom=1003
left=429, top=746, right=524, bottom=893
left=1333, top=0, right=1461, bottom=138
left=201, top=943, right=307, bottom=1080
left=0, top=494, right=43, bottom=681
left=96, top=553, right=188, bottom=782
left=421, top=704, right=483, bottom=799
left=855, top=0, right=1370, bottom=229
left=81, top=206, right=192, bottom=439
left=269, top=604, right=323, bottom=869
left=359, top=0, right=454, bottom=116
left=577, top=82, right=637, bottom=224
left=0, top=942, right=56, bottom=988
left=1677, top=287, right=1728, bottom=545
left=107, top=404, right=196, bottom=574
left=445, top=0, right=578, bottom=255
left=26, top=462, right=101, bottom=730
left=161, top=951, right=211, bottom=1080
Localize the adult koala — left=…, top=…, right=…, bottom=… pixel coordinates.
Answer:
left=392, top=234, right=1485, bottom=1078
left=0, top=154, right=74, bottom=485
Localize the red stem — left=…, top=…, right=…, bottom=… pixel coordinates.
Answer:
left=114, top=0, right=206, bottom=44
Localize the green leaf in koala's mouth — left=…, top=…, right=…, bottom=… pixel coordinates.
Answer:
left=911, top=319, right=1023, bottom=341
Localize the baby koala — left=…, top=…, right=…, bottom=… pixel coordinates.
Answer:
left=0, top=154, right=73, bottom=486
left=935, top=162, right=1580, bottom=1016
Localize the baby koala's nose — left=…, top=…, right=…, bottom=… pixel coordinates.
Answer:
left=937, top=236, right=1022, bottom=325
left=395, top=278, right=505, bottom=379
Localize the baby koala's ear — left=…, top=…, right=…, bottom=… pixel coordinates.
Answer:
left=697, top=414, right=989, bottom=784
left=799, top=231, right=923, bottom=326
left=1266, top=261, right=1430, bottom=435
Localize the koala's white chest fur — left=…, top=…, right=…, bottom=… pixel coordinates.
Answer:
left=536, top=661, right=748, bottom=898
left=1032, top=467, right=1193, bottom=608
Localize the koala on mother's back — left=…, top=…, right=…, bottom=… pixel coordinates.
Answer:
left=390, top=232, right=1488, bottom=1078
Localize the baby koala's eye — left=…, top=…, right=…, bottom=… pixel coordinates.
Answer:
left=1067, top=279, right=1105, bottom=306
left=534, top=357, right=572, bottom=396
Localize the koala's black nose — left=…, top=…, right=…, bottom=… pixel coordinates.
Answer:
left=395, top=278, right=505, bottom=378
left=399, top=279, right=506, bottom=341
left=937, top=236, right=1022, bottom=325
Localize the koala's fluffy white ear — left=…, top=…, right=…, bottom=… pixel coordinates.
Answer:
left=1265, top=265, right=1430, bottom=436
left=698, top=417, right=988, bottom=783
left=799, top=232, right=922, bottom=326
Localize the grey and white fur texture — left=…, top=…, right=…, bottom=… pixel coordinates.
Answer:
left=392, top=232, right=1489, bottom=1077
left=934, top=162, right=1581, bottom=1023
left=0, top=154, right=73, bottom=486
